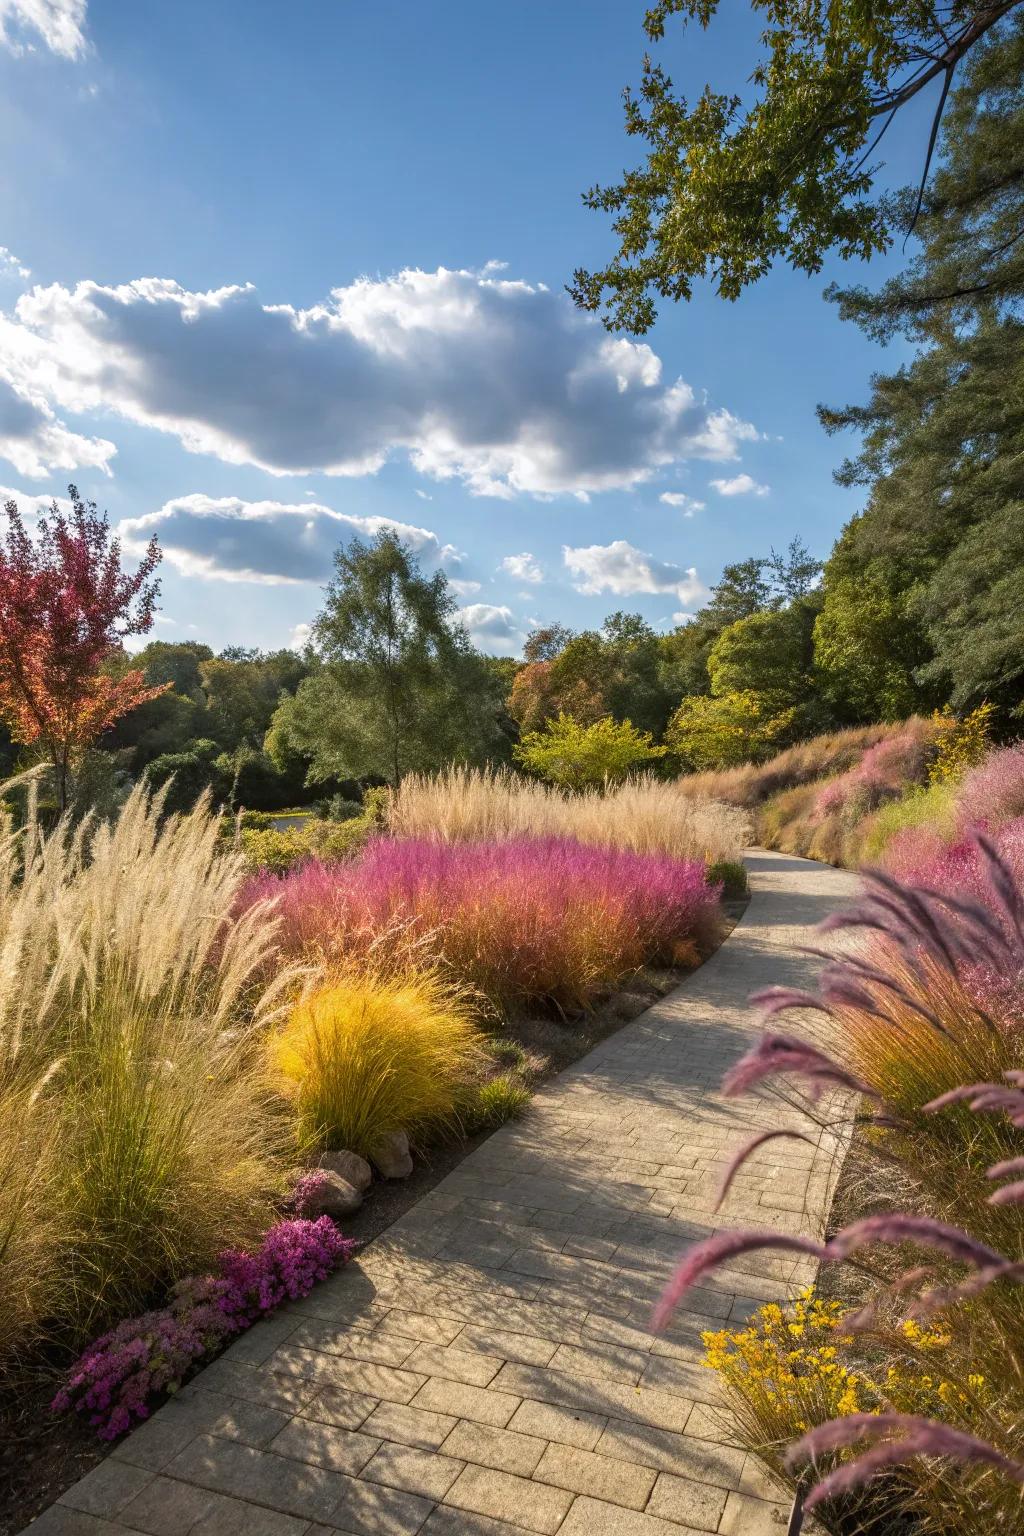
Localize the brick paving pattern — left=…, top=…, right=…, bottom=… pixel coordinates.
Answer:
left=29, top=849, right=857, bottom=1536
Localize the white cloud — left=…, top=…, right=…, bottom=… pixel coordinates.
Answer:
left=289, top=621, right=312, bottom=652
left=449, top=578, right=481, bottom=597
left=458, top=602, right=524, bottom=655
left=0, top=0, right=88, bottom=57
left=414, top=489, right=432, bottom=500
left=659, top=491, right=705, bottom=517
left=118, top=493, right=452, bottom=585
left=563, top=540, right=708, bottom=606
left=0, top=482, right=72, bottom=517
left=500, top=551, right=544, bottom=584
left=0, top=266, right=758, bottom=498
left=0, top=247, right=31, bottom=282
left=0, top=372, right=114, bottom=478
left=710, top=472, right=770, bottom=497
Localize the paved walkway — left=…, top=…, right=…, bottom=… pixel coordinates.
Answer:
left=32, top=850, right=858, bottom=1536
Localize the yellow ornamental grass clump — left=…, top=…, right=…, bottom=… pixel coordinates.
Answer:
left=273, top=971, right=487, bottom=1159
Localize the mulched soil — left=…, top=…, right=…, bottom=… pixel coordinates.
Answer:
left=0, top=895, right=749, bottom=1535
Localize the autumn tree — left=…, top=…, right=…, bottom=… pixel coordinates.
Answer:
left=0, top=487, right=166, bottom=810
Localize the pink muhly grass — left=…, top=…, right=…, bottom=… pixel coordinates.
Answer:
left=786, top=1414, right=1024, bottom=1510
left=956, top=745, right=1024, bottom=832
left=811, top=724, right=934, bottom=824
left=722, top=1031, right=873, bottom=1099
left=241, top=836, right=721, bottom=1011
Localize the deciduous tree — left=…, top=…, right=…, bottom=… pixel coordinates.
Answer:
left=0, top=488, right=165, bottom=809
left=572, top=0, right=1020, bottom=330
left=267, top=531, right=508, bottom=784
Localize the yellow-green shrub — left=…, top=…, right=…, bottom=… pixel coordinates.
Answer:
left=705, top=1291, right=1013, bottom=1534
left=272, top=971, right=486, bottom=1157
left=928, top=702, right=995, bottom=785
left=703, top=1291, right=865, bottom=1473
left=857, top=779, right=960, bottom=865
left=240, top=816, right=371, bottom=873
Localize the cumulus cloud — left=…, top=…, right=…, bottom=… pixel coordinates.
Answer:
left=449, top=578, right=481, bottom=597
left=710, top=472, right=769, bottom=497
left=118, top=493, right=452, bottom=585
left=289, top=622, right=313, bottom=652
left=0, top=266, right=758, bottom=498
left=0, top=482, right=72, bottom=517
left=0, top=0, right=88, bottom=57
left=0, top=247, right=31, bottom=282
left=500, top=551, right=544, bottom=584
left=563, top=540, right=708, bottom=606
left=458, top=602, right=524, bottom=656
left=0, top=373, right=114, bottom=478
left=659, top=491, right=704, bottom=516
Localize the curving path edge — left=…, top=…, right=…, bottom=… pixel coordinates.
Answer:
left=29, top=849, right=859, bottom=1536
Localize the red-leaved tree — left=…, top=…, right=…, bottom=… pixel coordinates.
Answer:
left=0, top=487, right=168, bottom=810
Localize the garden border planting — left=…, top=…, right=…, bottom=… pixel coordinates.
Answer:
left=20, top=850, right=857, bottom=1536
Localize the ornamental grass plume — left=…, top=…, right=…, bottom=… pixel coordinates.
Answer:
left=243, top=836, right=722, bottom=1012
left=386, top=766, right=748, bottom=866
left=0, top=782, right=301, bottom=1357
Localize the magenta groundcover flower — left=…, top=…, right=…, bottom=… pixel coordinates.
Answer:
left=53, top=1217, right=356, bottom=1440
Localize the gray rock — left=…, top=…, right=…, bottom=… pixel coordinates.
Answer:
left=319, top=1148, right=373, bottom=1192
left=372, top=1129, right=413, bottom=1179
left=299, top=1170, right=363, bottom=1218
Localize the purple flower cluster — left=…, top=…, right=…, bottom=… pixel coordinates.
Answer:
left=53, top=1217, right=356, bottom=1440
left=288, top=1167, right=332, bottom=1215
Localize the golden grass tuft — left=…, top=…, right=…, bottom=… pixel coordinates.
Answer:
left=386, top=766, right=748, bottom=865
left=272, top=969, right=486, bottom=1158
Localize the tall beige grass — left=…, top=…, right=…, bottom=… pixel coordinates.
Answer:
left=673, top=722, right=915, bottom=808
left=0, top=781, right=299, bottom=1358
left=387, top=767, right=748, bottom=865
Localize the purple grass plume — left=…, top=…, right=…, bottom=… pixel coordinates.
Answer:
left=713, top=1129, right=816, bottom=1211
left=722, top=1032, right=872, bottom=1100
left=785, top=1414, right=1024, bottom=1510
left=650, top=1230, right=828, bottom=1333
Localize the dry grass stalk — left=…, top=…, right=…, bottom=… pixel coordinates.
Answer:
left=387, top=765, right=749, bottom=864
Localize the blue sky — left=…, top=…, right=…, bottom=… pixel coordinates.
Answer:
left=0, top=0, right=935, bottom=655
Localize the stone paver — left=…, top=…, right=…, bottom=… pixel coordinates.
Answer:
left=33, top=851, right=855, bottom=1536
